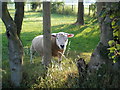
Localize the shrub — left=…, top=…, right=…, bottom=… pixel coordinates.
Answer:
left=51, top=2, right=64, bottom=13
left=31, top=2, right=41, bottom=11
left=62, top=6, right=77, bottom=15
left=51, top=2, right=76, bottom=15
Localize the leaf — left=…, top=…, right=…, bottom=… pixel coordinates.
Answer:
left=112, top=55, right=116, bottom=59
left=108, top=40, right=115, bottom=46
left=108, top=47, right=116, bottom=52
left=113, top=31, right=118, bottom=36
left=113, top=59, right=116, bottom=63
left=116, top=44, right=120, bottom=50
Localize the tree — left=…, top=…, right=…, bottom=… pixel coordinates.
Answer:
left=43, top=1, right=51, bottom=67
left=31, top=2, right=41, bottom=11
left=74, top=0, right=84, bottom=25
left=88, top=2, right=113, bottom=71
left=1, top=2, right=24, bottom=87
left=76, top=2, right=120, bottom=87
left=88, top=3, right=96, bottom=16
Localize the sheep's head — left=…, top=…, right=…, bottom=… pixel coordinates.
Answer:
left=52, top=32, right=74, bottom=50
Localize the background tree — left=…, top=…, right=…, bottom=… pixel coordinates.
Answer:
left=88, top=3, right=96, bottom=16
left=51, top=2, right=64, bottom=13
left=1, top=2, right=24, bottom=87
left=74, top=0, right=84, bottom=25
left=43, top=1, right=51, bottom=67
left=31, top=2, right=41, bottom=11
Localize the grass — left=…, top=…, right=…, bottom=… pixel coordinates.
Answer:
left=2, top=9, right=100, bottom=88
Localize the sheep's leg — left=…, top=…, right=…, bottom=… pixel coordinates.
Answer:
left=58, top=55, right=63, bottom=70
left=30, top=51, right=33, bottom=64
left=51, top=57, right=55, bottom=68
left=30, top=46, right=35, bottom=64
left=42, top=56, right=44, bottom=65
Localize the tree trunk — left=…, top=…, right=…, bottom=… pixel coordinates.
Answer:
left=0, top=1, right=2, bottom=89
left=96, top=2, right=105, bottom=17
left=43, top=2, right=52, bottom=67
left=88, top=2, right=113, bottom=71
left=1, top=2, right=24, bottom=87
left=88, top=5, right=90, bottom=15
left=72, top=5, right=73, bottom=11
left=74, top=0, right=84, bottom=25
left=62, top=5, right=64, bottom=12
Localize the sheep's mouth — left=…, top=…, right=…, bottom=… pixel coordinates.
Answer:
left=58, top=45, right=64, bottom=50
left=60, top=45, right=64, bottom=49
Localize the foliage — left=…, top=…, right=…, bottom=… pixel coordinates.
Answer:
left=30, top=2, right=41, bottom=11
left=99, top=2, right=120, bottom=63
left=51, top=2, right=64, bottom=13
left=90, top=3, right=97, bottom=16
left=104, top=2, right=120, bottom=63
left=51, top=2, right=77, bottom=15
left=110, top=18, right=120, bottom=62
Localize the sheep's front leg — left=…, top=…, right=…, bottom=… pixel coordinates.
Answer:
left=42, top=56, right=44, bottom=65
left=30, top=48, right=35, bottom=64
left=58, top=55, right=63, bottom=70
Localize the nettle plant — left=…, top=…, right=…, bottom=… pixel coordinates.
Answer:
left=108, top=18, right=120, bottom=63
left=105, top=3, right=120, bottom=63
left=100, top=2, right=120, bottom=63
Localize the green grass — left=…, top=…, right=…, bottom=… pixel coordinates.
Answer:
left=2, top=9, right=100, bottom=88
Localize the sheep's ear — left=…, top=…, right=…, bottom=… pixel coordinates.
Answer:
left=67, top=34, right=74, bottom=38
left=51, top=33, right=57, bottom=37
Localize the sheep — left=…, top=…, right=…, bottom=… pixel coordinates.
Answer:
left=30, top=32, right=74, bottom=65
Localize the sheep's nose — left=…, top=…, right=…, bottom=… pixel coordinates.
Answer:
left=60, top=45, right=64, bottom=49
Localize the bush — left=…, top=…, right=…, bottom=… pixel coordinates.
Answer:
left=62, top=6, right=77, bottom=15
left=31, top=2, right=41, bottom=11
left=51, top=2, right=77, bottom=15
left=51, top=2, right=64, bottom=13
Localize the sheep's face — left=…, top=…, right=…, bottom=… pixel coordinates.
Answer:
left=56, top=34, right=68, bottom=50
left=52, top=32, right=74, bottom=50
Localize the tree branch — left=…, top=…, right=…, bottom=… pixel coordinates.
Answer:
left=1, top=2, right=14, bottom=28
left=14, top=2, right=24, bottom=37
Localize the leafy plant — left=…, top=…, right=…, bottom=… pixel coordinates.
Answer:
left=100, top=2, right=120, bottom=63
left=106, top=3, right=120, bottom=63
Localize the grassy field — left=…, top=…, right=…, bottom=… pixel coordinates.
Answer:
left=2, top=9, right=100, bottom=88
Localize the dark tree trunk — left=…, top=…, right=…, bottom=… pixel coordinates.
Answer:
left=88, top=2, right=113, bottom=71
left=74, top=0, right=84, bottom=25
left=0, top=1, right=1, bottom=89
left=96, top=2, right=105, bottom=17
left=72, top=5, right=74, bottom=11
left=76, top=58, right=87, bottom=81
left=62, top=5, right=64, bottom=12
left=1, top=2, right=24, bottom=87
left=88, top=5, right=90, bottom=15
left=43, top=2, right=51, bottom=67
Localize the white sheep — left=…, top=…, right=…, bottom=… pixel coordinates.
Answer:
left=30, top=32, right=74, bottom=65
